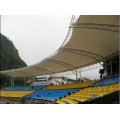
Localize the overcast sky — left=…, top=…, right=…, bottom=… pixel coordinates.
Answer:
left=1, top=15, right=102, bottom=80
left=1, top=15, right=72, bottom=65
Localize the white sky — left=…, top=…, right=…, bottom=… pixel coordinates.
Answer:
left=1, top=15, right=102, bottom=80
left=1, top=15, right=71, bottom=65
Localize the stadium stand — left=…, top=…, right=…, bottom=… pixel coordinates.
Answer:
left=25, top=89, right=80, bottom=101
left=91, top=76, right=119, bottom=87
left=0, top=15, right=119, bottom=104
left=56, top=99, right=67, bottom=104
left=56, top=83, right=120, bottom=104
left=1, top=77, right=119, bottom=104
left=61, top=97, right=79, bottom=104
left=42, top=80, right=99, bottom=90
left=81, top=91, right=120, bottom=104
left=1, top=91, right=34, bottom=98
left=4, top=85, right=48, bottom=91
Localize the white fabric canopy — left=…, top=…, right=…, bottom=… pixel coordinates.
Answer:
left=1, top=15, right=119, bottom=78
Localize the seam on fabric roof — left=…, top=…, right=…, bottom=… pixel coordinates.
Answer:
left=31, top=67, right=49, bottom=74
left=113, top=16, right=119, bottom=25
left=70, top=23, right=119, bottom=32
left=60, top=50, right=100, bottom=61
left=20, top=70, right=32, bottom=77
left=47, top=59, right=76, bottom=69
left=46, top=59, right=77, bottom=75
left=64, top=28, right=85, bottom=48
left=86, top=30, right=105, bottom=50
left=89, top=16, right=93, bottom=24
left=99, top=38, right=119, bottom=55
left=32, top=66, right=53, bottom=74
left=60, top=48, right=104, bottom=58
left=70, top=23, right=119, bottom=28
left=59, top=48, right=103, bottom=63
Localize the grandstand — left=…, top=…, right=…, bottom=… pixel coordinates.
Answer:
left=56, top=83, right=119, bottom=104
left=4, top=85, right=48, bottom=91
left=25, top=89, right=80, bottom=101
left=1, top=77, right=119, bottom=104
left=1, top=90, right=34, bottom=98
left=91, top=76, right=119, bottom=87
left=42, top=80, right=99, bottom=90
left=0, top=15, right=119, bottom=104
left=56, top=76, right=119, bottom=104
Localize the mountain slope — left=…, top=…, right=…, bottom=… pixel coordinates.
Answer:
left=0, top=33, right=27, bottom=87
left=0, top=33, right=27, bottom=71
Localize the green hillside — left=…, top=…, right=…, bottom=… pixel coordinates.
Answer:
left=0, top=33, right=27, bottom=71
left=0, top=33, right=27, bottom=87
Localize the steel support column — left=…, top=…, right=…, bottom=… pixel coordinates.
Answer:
left=79, top=68, right=81, bottom=81
left=110, top=58, right=113, bottom=75
left=13, top=77, right=14, bottom=86
left=76, top=69, right=78, bottom=83
left=11, top=77, right=12, bottom=86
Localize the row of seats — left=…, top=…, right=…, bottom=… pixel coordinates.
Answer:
left=56, top=99, right=68, bottom=104
left=0, top=91, right=34, bottom=98
left=81, top=91, right=119, bottom=104
left=4, top=85, right=48, bottom=91
left=56, top=83, right=120, bottom=104
left=25, top=89, right=80, bottom=101
left=91, top=76, right=119, bottom=87
left=42, top=80, right=99, bottom=90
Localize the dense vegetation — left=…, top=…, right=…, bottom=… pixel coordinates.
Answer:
left=0, top=33, right=27, bottom=71
left=0, top=33, right=27, bottom=87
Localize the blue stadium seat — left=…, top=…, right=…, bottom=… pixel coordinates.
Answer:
left=91, top=76, right=119, bottom=87
left=24, top=88, right=80, bottom=101
left=4, top=85, right=48, bottom=91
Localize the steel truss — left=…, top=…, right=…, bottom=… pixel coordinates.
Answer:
left=60, top=15, right=79, bottom=47
left=54, top=63, right=103, bottom=78
left=70, top=23, right=119, bottom=32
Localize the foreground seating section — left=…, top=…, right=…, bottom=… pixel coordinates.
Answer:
left=81, top=91, right=119, bottom=104
left=0, top=91, right=34, bottom=98
left=25, top=89, right=80, bottom=101
left=61, top=97, right=78, bottom=104
left=4, top=85, right=48, bottom=91
left=56, top=83, right=120, bottom=104
left=56, top=99, right=68, bottom=104
left=42, top=80, right=99, bottom=90
left=91, top=76, right=119, bottom=87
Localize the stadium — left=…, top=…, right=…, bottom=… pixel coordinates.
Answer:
left=0, top=15, right=120, bottom=104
